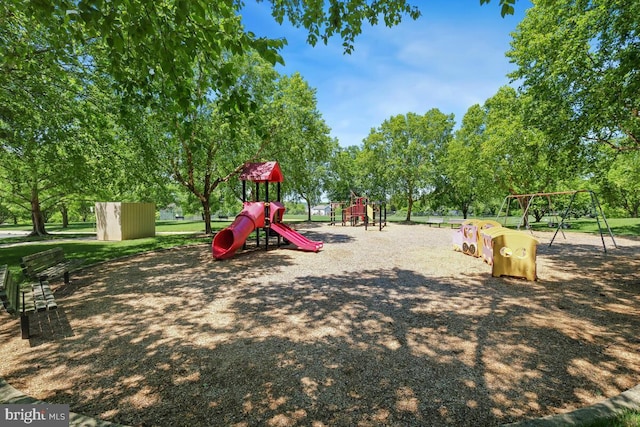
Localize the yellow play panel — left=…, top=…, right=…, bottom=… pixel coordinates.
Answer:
left=481, top=228, right=538, bottom=281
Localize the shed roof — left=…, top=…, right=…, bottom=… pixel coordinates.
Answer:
left=239, top=161, right=284, bottom=183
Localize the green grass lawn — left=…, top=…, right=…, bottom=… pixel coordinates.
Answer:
left=0, top=232, right=211, bottom=278
left=577, top=409, right=640, bottom=427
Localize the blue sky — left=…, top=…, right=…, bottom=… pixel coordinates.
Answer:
left=240, top=1, right=533, bottom=147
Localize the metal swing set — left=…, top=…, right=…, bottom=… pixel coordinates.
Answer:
left=497, top=190, right=617, bottom=253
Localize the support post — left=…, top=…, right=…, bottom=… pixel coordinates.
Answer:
left=589, top=190, right=617, bottom=252
left=20, top=290, right=29, bottom=339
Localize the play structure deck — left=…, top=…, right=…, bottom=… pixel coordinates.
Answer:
left=212, top=162, right=323, bottom=260
left=329, top=192, right=387, bottom=231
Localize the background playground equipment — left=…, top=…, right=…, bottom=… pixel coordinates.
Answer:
left=212, top=162, right=323, bottom=260
left=329, top=192, right=387, bottom=231
left=497, top=190, right=617, bottom=253
left=481, top=227, right=539, bottom=281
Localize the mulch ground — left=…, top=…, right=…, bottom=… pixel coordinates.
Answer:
left=0, top=223, right=639, bottom=427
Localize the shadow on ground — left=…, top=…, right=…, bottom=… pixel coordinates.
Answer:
left=0, top=226, right=638, bottom=427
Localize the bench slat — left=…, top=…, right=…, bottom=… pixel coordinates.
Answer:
left=33, top=281, right=57, bottom=311
left=426, top=217, right=445, bottom=227
left=0, top=266, right=17, bottom=315
left=1, top=268, right=41, bottom=315
left=21, top=248, right=84, bottom=284
left=21, top=248, right=65, bottom=274
left=20, top=285, right=37, bottom=313
left=39, top=259, right=84, bottom=278
left=1, top=265, right=58, bottom=338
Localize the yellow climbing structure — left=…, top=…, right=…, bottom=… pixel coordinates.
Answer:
left=481, top=227, right=538, bottom=281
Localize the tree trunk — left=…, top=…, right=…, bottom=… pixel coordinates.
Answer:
left=517, top=196, right=531, bottom=228
left=405, top=197, right=413, bottom=222
left=30, top=194, right=47, bottom=236
left=201, top=198, right=213, bottom=235
left=306, top=198, right=312, bottom=222
left=60, top=204, right=69, bottom=228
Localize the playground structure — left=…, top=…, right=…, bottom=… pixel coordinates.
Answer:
left=452, top=219, right=501, bottom=257
left=453, top=219, right=538, bottom=281
left=481, top=227, right=539, bottom=281
left=452, top=189, right=619, bottom=280
left=329, top=191, right=387, bottom=231
left=497, top=190, right=617, bottom=253
left=212, top=162, right=323, bottom=260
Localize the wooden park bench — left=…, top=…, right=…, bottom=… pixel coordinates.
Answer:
left=20, top=247, right=84, bottom=285
left=426, top=217, right=445, bottom=227
left=447, top=218, right=465, bottom=229
left=0, top=265, right=57, bottom=339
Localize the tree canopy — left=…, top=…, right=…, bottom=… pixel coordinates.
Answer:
left=507, top=0, right=640, bottom=151
left=363, top=110, right=454, bottom=221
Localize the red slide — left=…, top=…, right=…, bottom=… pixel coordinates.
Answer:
left=212, top=202, right=265, bottom=260
left=266, top=201, right=323, bottom=252
left=269, top=222, right=324, bottom=252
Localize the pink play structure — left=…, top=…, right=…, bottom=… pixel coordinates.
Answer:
left=452, top=219, right=501, bottom=257
left=212, top=162, right=323, bottom=260
left=452, top=218, right=538, bottom=281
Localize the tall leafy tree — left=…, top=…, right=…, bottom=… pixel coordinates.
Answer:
left=363, top=110, right=454, bottom=221
left=596, top=148, right=640, bottom=217
left=140, top=52, right=279, bottom=235
left=324, top=145, right=363, bottom=203
left=143, top=55, right=334, bottom=234
left=1, top=5, right=160, bottom=233
left=507, top=0, right=640, bottom=151
left=264, top=74, right=337, bottom=220
left=12, top=0, right=419, bottom=113
left=480, top=86, right=592, bottom=223
left=440, top=104, right=492, bottom=218
left=0, top=8, right=106, bottom=234
left=14, top=0, right=520, bottom=113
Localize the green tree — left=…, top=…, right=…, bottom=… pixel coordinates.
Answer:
left=363, top=110, right=454, bottom=221
left=144, top=56, right=334, bottom=234
left=597, top=149, right=640, bottom=217
left=265, top=74, right=337, bottom=221
left=507, top=0, right=640, bottom=151
left=13, top=0, right=519, bottom=112
left=12, top=0, right=419, bottom=112
left=480, top=86, right=591, bottom=223
left=0, top=39, right=99, bottom=234
left=441, top=104, right=492, bottom=218
left=1, top=6, right=163, bottom=233
left=324, top=146, right=362, bottom=203
left=144, top=52, right=277, bottom=234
